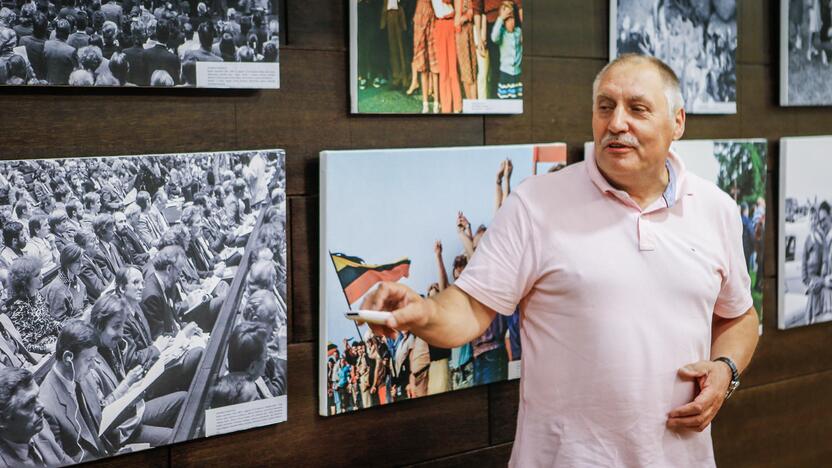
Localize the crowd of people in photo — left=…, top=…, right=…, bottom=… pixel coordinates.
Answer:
left=789, top=0, right=832, bottom=64
left=358, top=0, right=523, bottom=113
left=0, top=0, right=279, bottom=87
left=0, top=151, right=287, bottom=466
left=326, top=159, right=523, bottom=415
left=616, top=0, right=737, bottom=109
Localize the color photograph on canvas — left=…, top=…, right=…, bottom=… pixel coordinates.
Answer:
left=610, top=0, right=737, bottom=114
left=350, top=0, right=524, bottom=114
left=779, top=136, right=832, bottom=329
left=0, top=149, right=286, bottom=466
left=319, top=143, right=565, bottom=416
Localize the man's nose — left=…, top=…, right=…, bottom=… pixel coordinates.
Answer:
left=608, top=106, right=630, bottom=133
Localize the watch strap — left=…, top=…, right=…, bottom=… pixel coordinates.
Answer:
left=713, top=356, right=740, bottom=399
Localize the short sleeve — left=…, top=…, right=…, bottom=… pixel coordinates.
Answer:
left=455, top=191, right=539, bottom=316
left=714, top=206, right=754, bottom=319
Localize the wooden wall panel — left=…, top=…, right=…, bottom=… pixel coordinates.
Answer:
left=0, top=91, right=239, bottom=160
left=290, top=196, right=317, bottom=343
left=488, top=380, right=519, bottom=445
left=7, top=0, right=832, bottom=466
left=237, top=49, right=351, bottom=196
left=534, top=0, right=608, bottom=59
left=737, top=0, right=773, bottom=66
left=87, top=448, right=169, bottom=467
left=408, top=443, right=513, bottom=468
left=713, top=370, right=832, bottom=468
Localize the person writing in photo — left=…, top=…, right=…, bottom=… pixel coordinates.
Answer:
left=362, top=54, right=759, bottom=467
left=87, top=295, right=186, bottom=447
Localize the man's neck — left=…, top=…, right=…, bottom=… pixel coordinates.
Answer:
left=53, top=362, right=75, bottom=386
left=599, top=162, right=669, bottom=210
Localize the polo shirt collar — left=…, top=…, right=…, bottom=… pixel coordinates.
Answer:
left=586, top=144, right=693, bottom=210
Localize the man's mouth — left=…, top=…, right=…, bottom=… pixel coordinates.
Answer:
left=606, top=142, right=632, bottom=149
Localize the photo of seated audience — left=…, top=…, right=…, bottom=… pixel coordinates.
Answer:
left=0, top=149, right=287, bottom=465
left=0, top=0, right=280, bottom=87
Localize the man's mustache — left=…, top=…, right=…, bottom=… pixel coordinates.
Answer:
left=601, top=134, right=640, bottom=147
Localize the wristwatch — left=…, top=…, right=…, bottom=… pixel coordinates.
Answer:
left=713, top=356, right=740, bottom=400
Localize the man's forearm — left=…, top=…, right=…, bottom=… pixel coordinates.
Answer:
left=711, top=307, right=759, bottom=374
left=417, top=285, right=495, bottom=349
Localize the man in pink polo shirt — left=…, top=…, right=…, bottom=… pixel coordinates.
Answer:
left=362, top=54, right=759, bottom=467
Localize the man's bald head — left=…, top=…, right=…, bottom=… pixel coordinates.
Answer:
left=593, top=54, right=684, bottom=120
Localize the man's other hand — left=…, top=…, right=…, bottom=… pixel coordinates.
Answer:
left=667, top=360, right=733, bottom=432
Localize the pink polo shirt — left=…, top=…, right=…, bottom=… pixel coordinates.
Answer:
left=455, top=148, right=752, bottom=467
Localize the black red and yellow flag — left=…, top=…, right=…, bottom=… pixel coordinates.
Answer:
left=329, top=252, right=411, bottom=304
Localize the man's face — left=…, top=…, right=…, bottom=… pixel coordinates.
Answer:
left=55, top=219, right=67, bottom=234
left=166, top=262, right=183, bottom=287
left=190, top=214, right=203, bottom=238
left=100, top=315, right=125, bottom=349
left=73, top=347, right=98, bottom=382
left=592, top=62, right=685, bottom=184
left=114, top=212, right=129, bottom=233
left=819, top=210, right=831, bottom=233
left=127, top=211, right=140, bottom=228
left=101, top=223, right=115, bottom=242
left=0, top=382, right=44, bottom=443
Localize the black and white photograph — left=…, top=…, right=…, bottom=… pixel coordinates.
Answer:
left=778, top=136, right=832, bottom=329
left=610, top=0, right=737, bottom=114
left=0, top=0, right=280, bottom=88
left=780, top=0, right=832, bottom=105
left=0, top=149, right=287, bottom=466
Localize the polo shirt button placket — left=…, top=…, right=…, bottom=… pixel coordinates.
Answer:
left=638, top=214, right=656, bottom=251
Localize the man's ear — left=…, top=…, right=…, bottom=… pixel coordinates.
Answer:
left=672, top=107, right=686, bottom=141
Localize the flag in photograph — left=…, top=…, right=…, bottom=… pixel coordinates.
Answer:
left=330, top=252, right=411, bottom=304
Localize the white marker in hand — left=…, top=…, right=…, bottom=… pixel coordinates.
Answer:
left=344, top=310, right=394, bottom=326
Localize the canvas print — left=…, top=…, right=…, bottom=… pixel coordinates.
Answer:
left=319, top=143, right=566, bottom=416
left=0, top=149, right=286, bottom=466
left=610, top=0, right=737, bottom=114
left=0, top=0, right=280, bottom=88
left=350, top=0, right=524, bottom=114
left=584, top=139, right=767, bottom=334
left=778, top=136, right=832, bottom=328
left=780, top=0, right=832, bottom=105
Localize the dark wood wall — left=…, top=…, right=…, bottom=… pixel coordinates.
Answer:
left=3, top=0, right=832, bottom=466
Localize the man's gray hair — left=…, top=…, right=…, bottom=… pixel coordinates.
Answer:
left=592, top=54, right=685, bottom=120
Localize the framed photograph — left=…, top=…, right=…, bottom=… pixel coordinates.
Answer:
left=778, top=136, right=832, bottom=329
left=0, top=149, right=286, bottom=466
left=584, top=139, right=767, bottom=334
left=609, top=0, right=737, bottom=114
left=0, top=0, right=280, bottom=88
left=319, top=143, right=566, bottom=416
left=779, top=0, right=832, bottom=105
left=350, top=0, right=524, bottom=114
